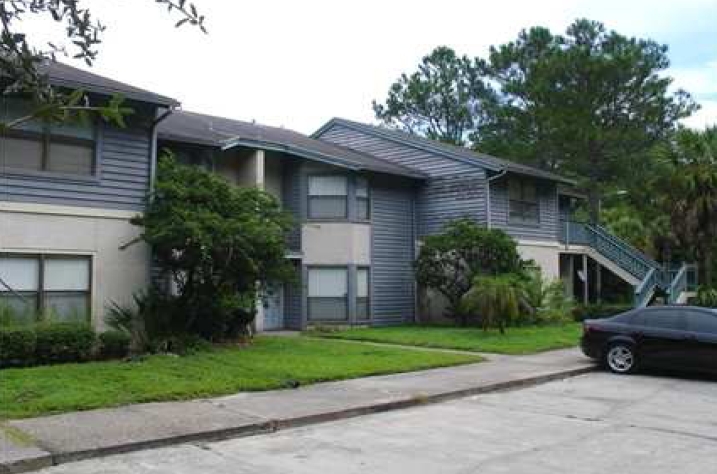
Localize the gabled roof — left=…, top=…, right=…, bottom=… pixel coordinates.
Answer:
left=158, top=111, right=426, bottom=179
left=313, top=118, right=576, bottom=185
left=40, top=62, right=179, bottom=107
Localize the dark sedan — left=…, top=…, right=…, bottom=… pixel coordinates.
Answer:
left=581, top=306, right=717, bottom=374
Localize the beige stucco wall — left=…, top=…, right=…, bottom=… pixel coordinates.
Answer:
left=0, top=203, right=150, bottom=330
left=517, top=240, right=561, bottom=281
left=301, top=223, right=371, bottom=265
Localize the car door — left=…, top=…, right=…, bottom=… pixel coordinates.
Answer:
left=632, top=308, right=690, bottom=369
left=683, top=309, right=717, bottom=373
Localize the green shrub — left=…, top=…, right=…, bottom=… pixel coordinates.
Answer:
left=0, top=326, right=37, bottom=367
left=462, top=274, right=529, bottom=333
left=572, top=303, right=634, bottom=321
left=518, top=270, right=574, bottom=325
left=98, top=330, right=131, bottom=359
left=34, top=323, right=96, bottom=364
left=694, top=286, right=717, bottom=308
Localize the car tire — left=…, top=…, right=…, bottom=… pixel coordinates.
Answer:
left=604, top=342, right=638, bottom=375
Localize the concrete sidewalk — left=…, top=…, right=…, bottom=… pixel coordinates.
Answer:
left=0, top=348, right=595, bottom=473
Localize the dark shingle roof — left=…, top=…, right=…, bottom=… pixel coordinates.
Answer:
left=158, top=111, right=426, bottom=179
left=314, top=118, right=575, bottom=185
left=41, top=62, right=179, bottom=107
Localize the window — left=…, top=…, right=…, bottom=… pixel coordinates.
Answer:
left=1, top=98, right=96, bottom=176
left=356, top=267, right=370, bottom=320
left=308, top=175, right=348, bottom=219
left=356, top=177, right=370, bottom=220
left=684, top=310, right=717, bottom=334
left=508, top=178, right=539, bottom=225
left=0, top=254, right=91, bottom=324
left=308, top=267, right=348, bottom=321
left=633, top=309, right=686, bottom=331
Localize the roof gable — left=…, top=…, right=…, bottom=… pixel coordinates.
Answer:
left=314, top=118, right=575, bottom=185
left=158, top=111, right=425, bottom=179
left=40, top=62, right=179, bottom=107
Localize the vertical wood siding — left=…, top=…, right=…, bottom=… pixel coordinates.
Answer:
left=281, top=160, right=302, bottom=252
left=371, top=176, right=415, bottom=325
left=1, top=122, right=151, bottom=211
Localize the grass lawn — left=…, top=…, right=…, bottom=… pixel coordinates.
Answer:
left=309, top=323, right=582, bottom=355
left=0, top=336, right=481, bottom=420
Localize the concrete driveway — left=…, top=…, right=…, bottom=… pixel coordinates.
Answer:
left=38, top=371, right=717, bottom=474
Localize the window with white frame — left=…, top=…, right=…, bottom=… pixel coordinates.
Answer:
left=356, top=267, right=370, bottom=320
left=307, top=267, right=348, bottom=321
left=508, top=178, right=539, bottom=225
left=0, top=254, right=91, bottom=324
left=308, top=175, right=348, bottom=219
left=356, top=176, right=370, bottom=220
left=0, top=98, right=96, bottom=176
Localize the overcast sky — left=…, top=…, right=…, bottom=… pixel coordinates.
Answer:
left=26, top=0, right=717, bottom=134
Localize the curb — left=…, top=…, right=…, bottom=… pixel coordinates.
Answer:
left=2, top=364, right=595, bottom=473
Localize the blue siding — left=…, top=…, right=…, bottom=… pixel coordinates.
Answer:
left=489, top=176, right=559, bottom=241
left=318, top=124, right=476, bottom=177
left=317, top=124, right=488, bottom=237
left=1, top=122, right=151, bottom=211
left=283, top=262, right=303, bottom=329
left=281, top=160, right=302, bottom=252
left=371, top=176, right=416, bottom=325
left=418, top=171, right=487, bottom=236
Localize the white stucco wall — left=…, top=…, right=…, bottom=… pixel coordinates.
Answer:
left=517, top=240, right=561, bottom=281
left=301, top=223, right=371, bottom=265
left=0, top=203, right=150, bottom=330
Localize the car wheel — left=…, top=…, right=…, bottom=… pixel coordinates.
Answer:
left=604, top=343, right=638, bottom=374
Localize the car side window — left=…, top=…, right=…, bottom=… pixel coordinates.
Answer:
left=684, top=311, right=717, bottom=334
left=633, top=309, right=686, bottom=331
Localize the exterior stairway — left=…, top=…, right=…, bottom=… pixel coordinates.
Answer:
left=560, top=221, right=697, bottom=307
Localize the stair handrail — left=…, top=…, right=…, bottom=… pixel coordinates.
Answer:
left=588, top=224, right=662, bottom=271
left=585, top=224, right=659, bottom=280
left=634, top=267, right=658, bottom=307
left=667, top=263, right=689, bottom=304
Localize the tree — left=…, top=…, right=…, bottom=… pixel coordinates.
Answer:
left=1, top=0, right=205, bottom=130
left=475, top=19, right=697, bottom=222
left=414, top=219, right=523, bottom=324
left=373, top=46, right=494, bottom=146
left=658, top=127, right=717, bottom=286
left=462, top=274, right=528, bottom=333
left=131, top=156, right=294, bottom=340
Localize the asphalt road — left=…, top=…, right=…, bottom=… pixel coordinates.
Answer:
left=39, top=371, right=717, bottom=474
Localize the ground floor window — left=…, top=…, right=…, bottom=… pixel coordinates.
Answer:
left=0, top=254, right=91, bottom=325
left=356, top=267, right=370, bottom=321
left=307, top=267, right=348, bottom=321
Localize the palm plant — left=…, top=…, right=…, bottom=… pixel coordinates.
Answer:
left=659, top=128, right=717, bottom=286
left=462, top=274, right=530, bottom=334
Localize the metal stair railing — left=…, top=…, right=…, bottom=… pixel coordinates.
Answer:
left=634, top=268, right=658, bottom=307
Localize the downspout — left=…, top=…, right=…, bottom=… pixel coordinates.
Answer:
left=149, top=107, right=175, bottom=194
left=485, top=170, right=507, bottom=229
left=146, top=106, right=175, bottom=286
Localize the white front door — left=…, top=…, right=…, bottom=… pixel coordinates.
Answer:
left=263, top=285, right=284, bottom=330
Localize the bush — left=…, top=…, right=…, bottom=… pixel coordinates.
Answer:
left=0, top=326, right=37, bottom=367
left=98, top=330, right=131, bottom=359
left=34, top=323, right=96, bottom=364
left=694, top=286, right=717, bottom=308
left=415, top=219, right=525, bottom=324
left=519, top=270, right=574, bottom=325
left=462, top=274, right=529, bottom=333
left=572, top=303, right=634, bottom=321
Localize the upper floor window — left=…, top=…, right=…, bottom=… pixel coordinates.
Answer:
left=1, top=98, right=96, bottom=177
left=508, top=178, right=539, bottom=225
left=308, top=175, right=348, bottom=219
left=356, top=177, right=370, bottom=220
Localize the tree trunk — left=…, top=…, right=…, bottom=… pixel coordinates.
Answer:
left=702, top=247, right=714, bottom=288
left=588, top=187, right=601, bottom=224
